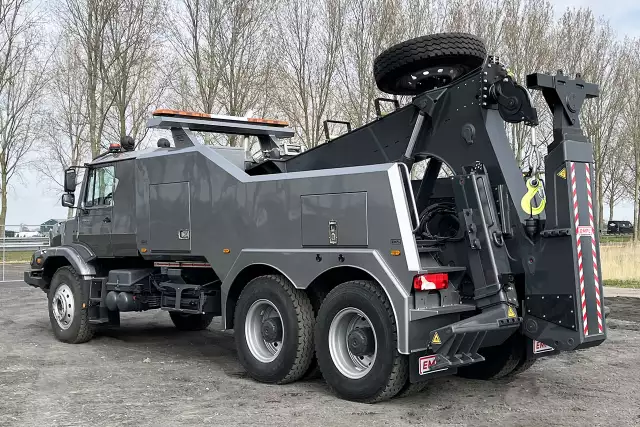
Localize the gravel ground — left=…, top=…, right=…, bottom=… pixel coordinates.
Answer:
left=1, top=268, right=639, bottom=427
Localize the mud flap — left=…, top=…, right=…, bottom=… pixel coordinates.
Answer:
left=527, top=337, right=561, bottom=359
left=523, top=143, right=606, bottom=351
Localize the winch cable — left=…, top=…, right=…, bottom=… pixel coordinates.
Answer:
left=418, top=201, right=464, bottom=242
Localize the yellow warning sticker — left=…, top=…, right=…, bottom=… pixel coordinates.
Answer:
left=431, top=332, right=442, bottom=345
left=507, top=306, right=517, bottom=318
left=557, top=168, right=567, bottom=179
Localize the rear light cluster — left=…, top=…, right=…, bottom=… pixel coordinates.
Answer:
left=413, top=273, right=449, bottom=291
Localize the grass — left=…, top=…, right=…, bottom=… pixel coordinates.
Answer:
left=0, top=250, right=33, bottom=263
left=600, top=242, right=640, bottom=290
left=604, top=279, right=640, bottom=289
left=600, top=234, right=634, bottom=244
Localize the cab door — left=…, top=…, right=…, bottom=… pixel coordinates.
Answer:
left=77, top=164, right=116, bottom=257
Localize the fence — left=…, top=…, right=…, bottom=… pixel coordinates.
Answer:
left=0, top=223, right=636, bottom=284
left=1, top=224, right=52, bottom=282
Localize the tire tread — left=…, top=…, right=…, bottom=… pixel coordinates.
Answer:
left=318, top=280, right=408, bottom=403
left=236, top=274, right=314, bottom=385
left=374, top=32, right=486, bottom=95
left=49, top=266, right=95, bottom=344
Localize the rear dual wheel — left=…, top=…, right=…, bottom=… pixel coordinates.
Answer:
left=234, top=275, right=314, bottom=384
left=235, top=277, right=415, bottom=402
left=314, top=281, right=408, bottom=403
left=457, top=332, right=536, bottom=380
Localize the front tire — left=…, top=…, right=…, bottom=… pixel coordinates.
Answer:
left=315, top=281, right=407, bottom=403
left=48, top=266, right=95, bottom=344
left=234, top=275, right=314, bottom=384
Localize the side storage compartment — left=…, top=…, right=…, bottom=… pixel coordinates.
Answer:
left=301, top=192, right=368, bottom=247
left=149, top=182, right=191, bottom=253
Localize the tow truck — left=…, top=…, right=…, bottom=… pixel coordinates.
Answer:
left=25, top=33, right=605, bottom=402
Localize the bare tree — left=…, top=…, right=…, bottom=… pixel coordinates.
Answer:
left=601, top=142, right=629, bottom=223
left=36, top=34, right=90, bottom=216
left=0, top=0, right=48, bottom=230
left=274, top=0, right=344, bottom=149
left=623, top=39, right=640, bottom=239
left=167, top=0, right=225, bottom=113
left=336, top=0, right=404, bottom=127
left=555, top=9, right=628, bottom=229
left=444, top=0, right=504, bottom=52
left=495, top=0, right=555, bottom=166
left=58, top=0, right=119, bottom=157
left=102, top=0, right=165, bottom=145
left=167, top=0, right=274, bottom=146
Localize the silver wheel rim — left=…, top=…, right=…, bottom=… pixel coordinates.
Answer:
left=245, top=299, right=284, bottom=363
left=328, top=307, right=377, bottom=379
left=52, top=284, right=75, bottom=330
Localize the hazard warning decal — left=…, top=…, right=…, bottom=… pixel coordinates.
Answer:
left=431, top=332, right=441, bottom=345
left=533, top=340, right=554, bottom=354
left=507, top=306, right=517, bottom=318
left=557, top=167, right=567, bottom=179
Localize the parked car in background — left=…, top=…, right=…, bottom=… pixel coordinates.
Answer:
left=607, top=220, right=634, bottom=235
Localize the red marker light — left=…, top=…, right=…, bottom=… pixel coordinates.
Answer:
left=413, top=273, right=449, bottom=291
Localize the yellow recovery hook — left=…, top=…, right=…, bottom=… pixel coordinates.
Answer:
left=521, top=176, right=546, bottom=215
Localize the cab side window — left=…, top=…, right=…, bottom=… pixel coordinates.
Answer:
left=84, top=166, right=117, bottom=207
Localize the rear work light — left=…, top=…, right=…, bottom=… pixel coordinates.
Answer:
left=413, top=273, right=449, bottom=291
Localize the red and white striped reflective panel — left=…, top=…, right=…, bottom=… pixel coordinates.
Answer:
left=570, top=162, right=588, bottom=336
left=585, top=163, right=603, bottom=334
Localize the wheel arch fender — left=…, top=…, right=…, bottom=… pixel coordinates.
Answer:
left=221, top=250, right=411, bottom=354
left=41, top=246, right=96, bottom=287
left=222, top=262, right=294, bottom=330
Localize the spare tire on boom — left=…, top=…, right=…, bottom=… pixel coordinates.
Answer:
left=373, top=32, right=487, bottom=96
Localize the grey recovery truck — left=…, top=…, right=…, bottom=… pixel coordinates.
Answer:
left=25, top=33, right=606, bottom=402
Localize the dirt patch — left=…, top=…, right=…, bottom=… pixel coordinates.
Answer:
left=1, top=281, right=639, bottom=427
left=605, top=297, right=640, bottom=323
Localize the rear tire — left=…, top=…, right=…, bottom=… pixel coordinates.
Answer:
left=169, top=312, right=215, bottom=331
left=457, top=333, right=529, bottom=380
left=48, top=266, right=95, bottom=344
left=373, top=32, right=486, bottom=95
left=302, top=288, right=327, bottom=380
left=315, top=281, right=407, bottom=403
left=397, top=381, right=428, bottom=398
left=234, top=275, right=314, bottom=384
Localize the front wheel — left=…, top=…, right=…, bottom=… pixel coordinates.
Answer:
left=48, top=266, right=95, bottom=343
left=315, top=281, right=407, bottom=403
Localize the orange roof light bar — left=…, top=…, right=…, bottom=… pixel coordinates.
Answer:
left=153, top=109, right=212, bottom=119
left=152, top=109, right=288, bottom=126
left=247, top=117, right=289, bottom=126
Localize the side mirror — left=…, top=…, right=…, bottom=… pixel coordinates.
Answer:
left=61, top=193, right=75, bottom=208
left=64, top=168, right=77, bottom=193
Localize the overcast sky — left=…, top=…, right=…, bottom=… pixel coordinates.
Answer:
left=7, top=0, right=639, bottom=228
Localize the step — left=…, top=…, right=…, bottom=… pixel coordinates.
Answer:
left=410, top=303, right=476, bottom=321
left=426, top=305, right=522, bottom=371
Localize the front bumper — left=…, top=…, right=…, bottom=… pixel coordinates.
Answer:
left=24, top=269, right=46, bottom=290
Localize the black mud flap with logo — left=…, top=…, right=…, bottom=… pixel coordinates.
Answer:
left=527, top=337, right=561, bottom=360
left=409, top=351, right=458, bottom=383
